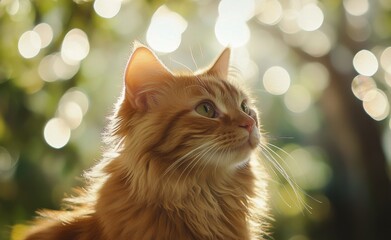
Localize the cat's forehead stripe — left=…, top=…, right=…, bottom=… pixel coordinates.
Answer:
left=203, top=77, right=241, bottom=100
left=197, top=77, right=241, bottom=114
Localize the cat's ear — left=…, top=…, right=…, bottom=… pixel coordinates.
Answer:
left=205, top=48, right=231, bottom=80
left=124, top=43, right=172, bottom=110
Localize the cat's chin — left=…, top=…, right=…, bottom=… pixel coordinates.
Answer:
left=248, top=126, right=260, bottom=149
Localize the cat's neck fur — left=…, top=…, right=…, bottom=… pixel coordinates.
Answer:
left=94, top=151, right=257, bottom=240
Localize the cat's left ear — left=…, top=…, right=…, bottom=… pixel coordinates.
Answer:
left=205, top=48, right=231, bottom=80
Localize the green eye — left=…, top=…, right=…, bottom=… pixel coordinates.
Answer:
left=241, top=102, right=250, bottom=114
left=195, top=102, right=217, bottom=118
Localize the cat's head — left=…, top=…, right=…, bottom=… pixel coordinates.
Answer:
left=113, top=43, right=261, bottom=175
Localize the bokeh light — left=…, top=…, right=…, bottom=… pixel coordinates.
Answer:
left=33, top=23, right=53, bottom=48
left=346, top=16, right=371, bottom=42
left=289, top=147, right=332, bottom=191
left=6, top=0, right=20, bottom=15
left=58, top=102, right=83, bottom=130
left=362, top=89, right=390, bottom=121
left=353, top=50, right=379, bottom=76
left=61, top=29, right=90, bottom=64
left=93, top=0, right=122, bottom=19
left=218, top=0, right=254, bottom=21
left=380, top=47, right=391, bottom=73
left=301, top=30, right=331, bottom=57
left=18, top=30, right=41, bottom=58
left=215, top=20, right=250, bottom=47
left=43, top=118, right=71, bottom=149
left=279, top=10, right=300, bottom=34
left=351, top=75, right=377, bottom=100
left=284, top=85, right=312, bottom=113
left=146, top=5, right=188, bottom=53
left=256, top=0, right=282, bottom=25
left=215, top=0, right=254, bottom=47
left=39, top=53, right=80, bottom=82
left=300, top=62, right=330, bottom=95
left=297, top=3, right=324, bottom=32
left=343, top=0, right=369, bottom=16
left=385, top=72, right=391, bottom=87
left=0, top=147, right=14, bottom=174
left=263, top=66, right=290, bottom=95
left=59, top=88, right=89, bottom=115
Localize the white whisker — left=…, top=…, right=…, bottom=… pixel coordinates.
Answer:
left=258, top=143, right=314, bottom=213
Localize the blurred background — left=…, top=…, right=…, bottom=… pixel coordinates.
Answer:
left=1, top=0, right=391, bottom=239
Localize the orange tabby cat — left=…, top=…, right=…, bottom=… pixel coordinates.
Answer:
left=22, top=43, right=270, bottom=240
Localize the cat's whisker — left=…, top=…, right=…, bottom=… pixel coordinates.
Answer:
left=174, top=142, right=220, bottom=191
left=161, top=136, right=220, bottom=179
left=197, top=142, right=222, bottom=178
left=258, top=143, right=313, bottom=213
left=189, top=46, right=199, bottom=70
left=267, top=142, right=319, bottom=202
left=162, top=141, right=211, bottom=178
left=258, top=146, right=300, bottom=209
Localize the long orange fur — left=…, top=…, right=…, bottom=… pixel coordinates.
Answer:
left=23, top=44, right=270, bottom=240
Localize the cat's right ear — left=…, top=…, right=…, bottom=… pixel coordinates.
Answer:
left=124, top=43, right=172, bottom=110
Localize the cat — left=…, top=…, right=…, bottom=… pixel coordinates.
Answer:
left=21, top=42, right=270, bottom=240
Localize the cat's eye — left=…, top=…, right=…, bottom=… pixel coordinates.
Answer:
left=241, top=102, right=250, bottom=114
left=195, top=102, right=217, bottom=118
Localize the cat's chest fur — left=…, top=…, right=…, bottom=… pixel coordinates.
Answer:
left=95, top=161, right=256, bottom=240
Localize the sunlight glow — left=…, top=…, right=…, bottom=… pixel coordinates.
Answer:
left=263, top=66, right=290, bottom=95
left=351, top=75, right=377, bottom=100
left=256, top=0, right=282, bottom=25
left=363, top=89, right=390, bottom=121
left=61, top=29, right=90, bottom=64
left=380, top=47, right=391, bottom=73
left=298, top=4, right=324, bottom=31
left=33, top=23, right=53, bottom=48
left=343, top=0, right=369, bottom=16
left=147, top=5, right=188, bottom=53
left=44, top=118, right=71, bottom=149
left=353, top=50, right=379, bottom=76
left=93, top=0, right=122, bottom=19
left=284, top=85, right=312, bottom=113
left=18, top=30, right=41, bottom=58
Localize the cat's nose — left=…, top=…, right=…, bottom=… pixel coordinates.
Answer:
left=239, top=117, right=255, bottom=133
